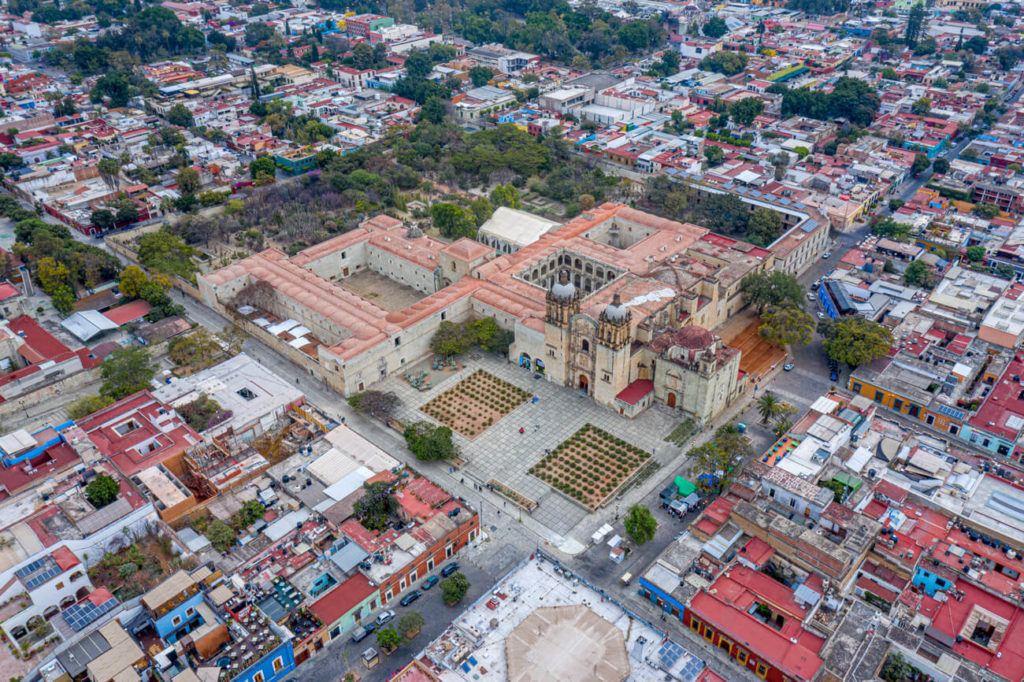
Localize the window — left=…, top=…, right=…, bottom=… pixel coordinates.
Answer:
left=736, top=649, right=748, bottom=664
left=702, top=625, right=714, bottom=642
left=186, top=607, right=195, bottom=617
left=400, top=578, right=406, bottom=591
left=342, top=251, right=347, bottom=259
left=273, top=657, right=284, bottom=673
left=329, top=626, right=341, bottom=639
left=395, top=337, right=401, bottom=347
left=172, top=615, right=182, bottom=627
left=253, top=672, right=265, bottom=682
left=581, top=339, right=590, bottom=353
left=851, top=382, right=862, bottom=393
left=440, top=312, right=446, bottom=321
left=892, top=399, right=903, bottom=412
left=386, top=590, right=392, bottom=601
left=237, top=387, right=257, bottom=401
left=873, top=390, right=884, bottom=403
left=114, top=420, right=140, bottom=436
left=756, top=662, right=769, bottom=679
left=926, top=414, right=935, bottom=425
left=55, top=582, right=64, bottom=590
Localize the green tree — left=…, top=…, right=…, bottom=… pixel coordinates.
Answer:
left=904, top=259, right=936, bottom=288
left=353, top=481, right=397, bottom=531
left=701, top=51, right=748, bottom=75
left=205, top=519, right=236, bottom=552
left=872, top=217, right=911, bottom=241
left=623, top=504, right=657, bottom=544
left=758, top=392, right=781, bottom=423
left=176, top=166, right=200, bottom=194
left=97, top=158, right=120, bottom=188
left=880, top=67, right=899, bottom=80
left=748, top=207, right=783, bottom=245
left=965, top=245, right=986, bottom=262
left=376, top=627, right=401, bottom=650
left=245, top=21, right=276, bottom=47
left=759, top=306, right=815, bottom=346
left=975, top=202, right=1001, bottom=219
left=490, top=184, right=521, bottom=208
left=822, top=316, right=894, bottom=367
left=468, top=66, right=494, bottom=87
left=932, top=158, right=950, bottom=174
left=166, top=103, right=194, bottom=128
left=440, top=572, right=470, bottom=605
left=912, top=153, right=930, bottom=174
left=138, top=231, right=196, bottom=278
left=397, top=611, right=425, bottom=637
left=90, top=209, right=116, bottom=232
left=403, top=422, right=459, bottom=461
left=911, top=97, right=931, bottom=116
left=68, top=394, right=115, bottom=419
left=703, top=144, right=724, bottom=166
left=703, top=16, right=728, bottom=38
left=100, top=346, right=156, bottom=399
left=905, top=2, right=927, bottom=46
left=249, top=155, right=276, bottom=180
left=729, top=98, right=765, bottom=126
left=430, top=203, right=476, bottom=239
left=85, top=473, right=119, bottom=508
left=419, top=96, right=446, bottom=124
left=347, top=391, right=401, bottom=421
left=430, top=320, right=474, bottom=356
left=118, top=265, right=148, bottom=299
left=741, top=271, right=804, bottom=314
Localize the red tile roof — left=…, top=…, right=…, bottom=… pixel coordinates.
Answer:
left=52, top=545, right=80, bottom=571
left=0, top=283, right=19, bottom=300
left=8, top=315, right=70, bottom=363
left=616, top=379, right=654, bottom=406
left=103, top=300, right=151, bottom=326
left=930, top=579, right=1024, bottom=679
left=309, top=573, right=377, bottom=626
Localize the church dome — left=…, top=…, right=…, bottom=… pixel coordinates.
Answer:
left=550, top=270, right=576, bottom=301
left=603, top=293, right=629, bottom=322
left=669, top=326, right=715, bottom=350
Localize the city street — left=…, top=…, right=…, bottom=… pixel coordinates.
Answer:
left=300, top=561, right=496, bottom=682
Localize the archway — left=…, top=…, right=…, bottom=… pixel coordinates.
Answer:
left=579, top=374, right=589, bottom=391
left=43, top=606, right=59, bottom=621
left=519, top=353, right=532, bottom=368
left=10, top=625, right=26, bottom=641
left=667, top=392, right=677, bottom=408
left=75, top=586, right=90, bottom=600
left=534, top=358, right=545, bottom=374
left=60, top=596, right=75, bottom=609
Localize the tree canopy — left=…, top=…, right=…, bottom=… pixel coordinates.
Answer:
left=100, top=346, right=156, bottom=399
left=821, top=316, right=894, bottom=367
left=623, top=504, right=657, bottom=544
left=85, top=473, right=119, bottom=508
left=759, top=306, right=815, bottom=347
left=741, top=271, right=805, bottom=314
left=777, top=77, right=880, bottom=127
left=404, top=422, right=459, bottom=461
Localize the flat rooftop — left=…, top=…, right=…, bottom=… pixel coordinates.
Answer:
left=420, top=556, right=708, bottom=682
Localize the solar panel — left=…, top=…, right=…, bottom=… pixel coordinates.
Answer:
left=63, top=595, right=118, bottom=632
left=20, top=559, right=62, bottom=590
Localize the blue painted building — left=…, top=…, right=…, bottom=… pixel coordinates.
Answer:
left=912, top=565, right=953, bottom=596
left=0, top=420, right=74, bottom=467
left=140, top=567, right=296, bottom=682
left=637, top=563, right=687, bottom=623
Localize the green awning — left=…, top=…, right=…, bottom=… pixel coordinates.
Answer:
left=832, top=472, right=863, bottom=492
left=675, top=476, right=696, bottom=496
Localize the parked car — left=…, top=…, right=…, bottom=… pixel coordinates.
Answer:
left=830, top=370, right=839, bottom=382
left=817, top=312, right=825, bottom=320
left=783, top=363, right=794, bottom=371
left=375, top=610, right=395, bottom=626
left=400, top=590, right=421, bottom=607
left=440, top=562, right=460, bottom=577
left=822, top=251, right=832, bottom=259
left=422, top=575, right=439, bottom=590
left=351, top=623, right=376, bottom=643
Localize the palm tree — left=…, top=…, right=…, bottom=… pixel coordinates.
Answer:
left=757, top=392, right=780, bottom=424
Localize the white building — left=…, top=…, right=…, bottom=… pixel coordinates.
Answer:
left=477, top=207, right=560, bottom=254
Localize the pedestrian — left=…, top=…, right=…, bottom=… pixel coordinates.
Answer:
left=461, top=478, right=464, bottom=484
left=519, top=427, right=525, bottom=434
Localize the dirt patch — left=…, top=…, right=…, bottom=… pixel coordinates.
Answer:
left=529, top=424, right=651, bottom=510
left=420, top=369, right=530, bottom=438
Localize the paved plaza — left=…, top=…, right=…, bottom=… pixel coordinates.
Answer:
left=383, top=354, right=681, bottom=536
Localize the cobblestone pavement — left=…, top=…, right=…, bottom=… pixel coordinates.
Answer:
left=381, top=353, right=681, bottom=536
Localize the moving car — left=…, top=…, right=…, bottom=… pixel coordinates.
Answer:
left=822, top=251, right=832, bottom=259
left=783, top=363, right=794, bottom=371
left=422, top=575, right=439, bottom=590
left=375, top=610, right=395, bottom=626
left=440, top=562, right=460, bottom=577
left=400, top=590, right=421, bottom=607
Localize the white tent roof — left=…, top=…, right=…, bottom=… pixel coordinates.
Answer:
left=478, top=207, right=560, bottom=249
